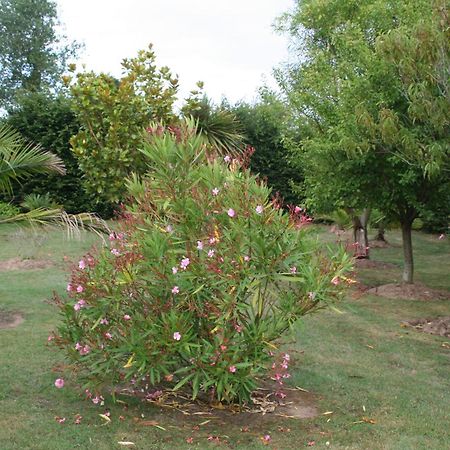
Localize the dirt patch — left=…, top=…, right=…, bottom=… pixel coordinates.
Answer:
left=369, top=239, right=391, bottom=248
left=402, top=317, right=450, bottom=337
left=0, top=257, right=53, bottom=271
left=0, top=310, right=24, bottom=329
left=355, top=259, right=398, bottom=270
left=367, top=283, right=450, bottom=301
left=119, top=385, right=318, bottom=428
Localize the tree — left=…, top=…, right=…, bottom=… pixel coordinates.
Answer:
left=6, top=92, right=99, bottom=214
left=278, top=0, right=450, bottom=283
left=0, top=0, right=78, bottom=110
left=69, top=45, right=178, bottom=205
left=181, top=87, right=245, bottom=157
left=232, top=89, right=303, bottom=207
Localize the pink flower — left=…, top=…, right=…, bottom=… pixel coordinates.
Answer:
left=75, top=342, right=82, bottom=350
left=308, top=292, right=316, bottom=300
left=172, top=266, right=178, bottom=274
left=234, top=324, right=243, bottom=333
left=79, top=345, right=90, bottom=356
left=173, top=331, right=181, bottom=341
left=47, top=335, right=54, bottom=342
left=74, top=299, right=86, bottom=311
left=54, top=378, right=64, bottom=389
left=111, top=248, right=120, bottom=256
left=209, top=237, right=216, bottom=245
left=290, top=266, right=297, bottom=274
left=262, top=434, right=271, bottom=443
left=439, top=234, right=445, bottom=240
left=331, top=276, right=340, bottom=286
left=76, top=285, right=84, bottom=293
left=78, top=260, right=86, bottom=270
left=105, top=332, right=112, bottom=340
left=165, top=225, right=173, bottom=233
left=207, top=249, right=215, bottom=258
left=109, top=232, right=116, bottom=241
left=66, top=283, right=72, bottom=292
left=197, top=240, right=203, bottom=250
left=224, top=155, right=231, bottom=163
left=243, top=255, right=250, bottom=262
left=281, top=361, right=289, bottom=369
left=123, top=314, right=131, bottom=321
left=229, top=365, right=236, bottom=373
left=100, top=318, right=109, bottom=325
left=172, top=286, right=180, bottom=294
left=92, top=396, right=101, bottom=405
left=212, top=188, right=220, bottom=196
left=283, top=353, right=290, bottom=362
left=294, top=206, right=302, bottom=214
left=255, top=205, right=264, bottom=214
left=180, top=257, right=190, bottom=270
left=227, top=208, right=236, bottom=218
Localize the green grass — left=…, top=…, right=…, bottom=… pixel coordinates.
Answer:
left=0, top=224, right=449, bottom=449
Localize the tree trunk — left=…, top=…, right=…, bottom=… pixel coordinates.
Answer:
left=401, top=220, right=414, bottom=284
left=349, top=208, right=371, bottom=259
left=374, top=221, right=386, bottom=242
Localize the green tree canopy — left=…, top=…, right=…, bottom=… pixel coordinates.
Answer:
left=68, top=45, right=179, bottom=204
left=0, top=0, right=78, bottom=110
left=278, top=0, right=450, bottom=283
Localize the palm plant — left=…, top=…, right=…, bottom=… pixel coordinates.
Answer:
left=0, top=124, right=108, bottom=237
left=0, top=124, right=65, bottom=194
left=182, top=95, right=245, bottom=156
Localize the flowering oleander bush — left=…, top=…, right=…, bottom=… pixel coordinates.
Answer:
left=51, top=121, right=352, bottom=403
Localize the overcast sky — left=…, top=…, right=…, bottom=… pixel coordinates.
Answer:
left=56, top=0, right=294, bottom=104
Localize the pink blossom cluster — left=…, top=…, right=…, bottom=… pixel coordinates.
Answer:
left=271, top=353, right=291, bottom=399
left=75, top=342, right=90, bottom=356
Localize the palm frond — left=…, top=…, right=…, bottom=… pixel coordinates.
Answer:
left=0, top=125, right=65, bottom=195
left=0, top=207, right=109, bottom=240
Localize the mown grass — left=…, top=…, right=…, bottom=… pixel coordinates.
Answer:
left=0, top=224, right=449, bottom=449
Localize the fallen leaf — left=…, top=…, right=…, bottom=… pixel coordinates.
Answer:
left=117, top=442, right=135, bottom=446
left=99, top=414, right=111, bottom=424
left=362, top=417, right=376, bottom=424
left=199, top=420, right=211, bottom=426
left=322, top=411, right=333, bottom=415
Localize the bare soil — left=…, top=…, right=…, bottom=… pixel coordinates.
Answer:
left=0, top=257, right=53, bottom=271
left=402, top=317, right=450, bottom=337
left=119, top=384, right=318, bottom=429
left=367, top=283, right=450, bottom=301
left=0, top=310, right=24, bottom=329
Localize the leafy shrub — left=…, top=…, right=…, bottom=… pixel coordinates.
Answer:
left=21, top=193, right=60, bottom=211
left=51, top=122, right=351, bottom=404
left=0, top=201, right=20, bottom=218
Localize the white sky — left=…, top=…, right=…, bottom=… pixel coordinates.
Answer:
left=56, top=0, right=293, bottom=105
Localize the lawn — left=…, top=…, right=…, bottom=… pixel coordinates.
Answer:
left=0, top=224, right=449, bottom=449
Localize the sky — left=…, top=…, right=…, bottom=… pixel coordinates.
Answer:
left=56, top=0, right=294, bottom=105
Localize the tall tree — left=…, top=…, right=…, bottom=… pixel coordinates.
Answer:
left=69, top=45, right=178, bottom=205
left=278, top=0, right=450, bottom=283
left=232, top=89, right=303, bottom=206
left=0, top=0, right=78, bottom=110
